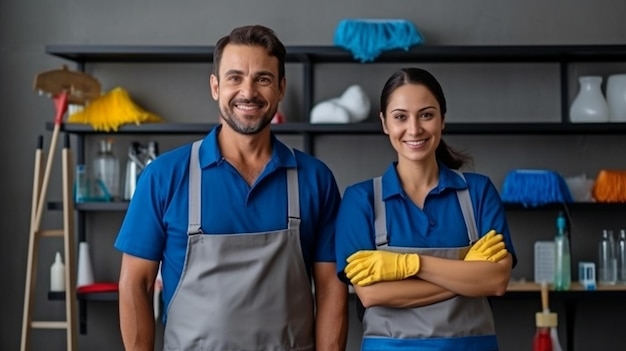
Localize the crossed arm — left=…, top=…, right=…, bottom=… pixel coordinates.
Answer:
left=354, top=254, right=513, bottom=309
left=348, top=232, right=513, bottom=309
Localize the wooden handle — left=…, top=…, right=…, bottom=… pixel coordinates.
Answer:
left=541, top=281, right=549, bottom=311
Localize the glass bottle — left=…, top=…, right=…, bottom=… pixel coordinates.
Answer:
left=92, top=139, right=120, bottom=201
left=617, top=229, right=626, bottom=284
left=598, top=229, right=617, bottom=285
left=553, top=211, right=571, bottom=291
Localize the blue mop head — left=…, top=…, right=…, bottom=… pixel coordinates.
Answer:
left=501, top=169, right=574, bottom=207
left=333, top=19, right=424, bottom=62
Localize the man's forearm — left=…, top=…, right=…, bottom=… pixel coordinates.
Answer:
left=314, top=263, right=348, bottom=351
left=119, top=285, right=155, bottom=351
left=315, top=285, right=348, bottom=351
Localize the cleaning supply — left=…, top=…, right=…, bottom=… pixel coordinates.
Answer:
left=333, top=19, right=424, bottom=62
left=77, top=242, right=95, bottom=288
left=593, top=169, right=626, bottom=202
left=50, top=252, right=65, bottom=292
left=464, top=230, right=508, bottom=262
left=501, top=169, right=573, bottom=207
left=345, top=250, right=420, bottom=286
left=553, top=211, right=571, bottom=291
left=92, top=139, right=120, bottom=201
left=310, top=85, right=371, bottom=124
left=598, top=229, right=617, bottom=285
left=533, top=326, right=552, bottom=351
left=618, top=230, right=626, bottom=284
left=533, top=282, right=562, bottom=351
left=66, top=87, right=163, bottom=132
left=123, top=141, right=159, bottom=200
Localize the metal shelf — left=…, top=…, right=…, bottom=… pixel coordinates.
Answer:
left=48, top=291, right=118, bottom=302
left=503, top=202, right=626, bottom=211
left=48, top=201, right=129, bottom=211
left=46, top=44, right=626, bottom=64
left=49, top=121, right=626, bottom=136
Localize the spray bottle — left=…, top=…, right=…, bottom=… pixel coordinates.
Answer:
left=553, top=211, right=571, bottom=291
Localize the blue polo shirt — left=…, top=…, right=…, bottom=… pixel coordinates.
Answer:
left=114, top=126, right=341, bottom=317
left=335, top=163, right=516, bottom=282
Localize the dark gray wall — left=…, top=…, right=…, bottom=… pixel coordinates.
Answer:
left=2, top=1, right=626, bottom=350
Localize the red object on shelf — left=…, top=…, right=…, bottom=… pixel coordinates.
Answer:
left=271, top=111, right=285, bottom=124
left=77, top=282, right=118, bottom=294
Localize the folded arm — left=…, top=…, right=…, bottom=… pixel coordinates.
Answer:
left=417, top=253, right=513, bottom=297
left=353, top=278, right=456, bottom=308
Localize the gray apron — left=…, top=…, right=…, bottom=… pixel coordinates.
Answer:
left=362, top=171, right=496, bottom=340
left=164, top=140, right=315, bottom=351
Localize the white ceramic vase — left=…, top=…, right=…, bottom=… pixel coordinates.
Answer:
left=569, top=76, right=610, bottom=123
left=606, top=74, right=626, bottom=122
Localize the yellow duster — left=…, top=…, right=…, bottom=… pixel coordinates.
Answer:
left=67, top=87, right=163, bottom=132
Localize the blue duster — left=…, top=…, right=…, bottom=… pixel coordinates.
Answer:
left=501, top=169, right=574, bottom=207
left=334, top=19, right=424, bottom=62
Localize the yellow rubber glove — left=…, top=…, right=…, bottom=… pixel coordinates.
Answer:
left=464, top=229, right=508, bottom=262
left=345, top=250, right=420, bottom=287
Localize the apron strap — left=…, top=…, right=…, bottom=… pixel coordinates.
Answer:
left=373, top=177, right=387, bottom=246
left=187, top=141, right=300, bottom=234
left=373, top=171, right=479, bottom=246
left=187, top=140, right=203, bottom=235
left=286, top=148, right=300, bottom=229
left=451, top=170, right=479, bottom=244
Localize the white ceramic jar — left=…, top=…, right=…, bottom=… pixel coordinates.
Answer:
left=569, top=76, right=610, bottom=123
left=606, top=74, right=626, bottom=122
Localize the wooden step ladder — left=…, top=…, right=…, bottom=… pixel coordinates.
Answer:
left=21, top=66, right=101, bottom=351
left=21, top=128, right=78, bottom=350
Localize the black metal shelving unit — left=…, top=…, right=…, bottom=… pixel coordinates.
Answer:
left=46, top=44, right=626, bottom=344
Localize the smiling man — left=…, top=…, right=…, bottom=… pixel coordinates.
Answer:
left=115, top=25, right=348, bottom=351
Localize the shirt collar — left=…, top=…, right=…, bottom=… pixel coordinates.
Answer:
left=381, top=162, right=468, bottom=200
left=198, top=125, right=297, bottom=169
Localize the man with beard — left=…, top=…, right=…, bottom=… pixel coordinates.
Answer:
left=115, top=25, right=348, bottom=351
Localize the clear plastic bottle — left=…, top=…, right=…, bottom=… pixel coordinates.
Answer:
left=553, top=211, right=571, bottom=291
left=146, top=141, right=159, bottom=165
left=598, top=229, right=617, bottom=285
left=617, top=229, right=626, bottom=285
left=92, top=139, right=120, bottom=201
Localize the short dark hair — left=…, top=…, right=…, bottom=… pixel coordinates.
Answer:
left=379, top=68, right=472, bottom=170
left=213, top=25, right=286, bottom=81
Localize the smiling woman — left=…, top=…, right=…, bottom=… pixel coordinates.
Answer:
left=335, top=67, right=517, bottom=351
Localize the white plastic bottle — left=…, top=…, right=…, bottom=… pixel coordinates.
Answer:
left=50, top=252, right=65, bottom=292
